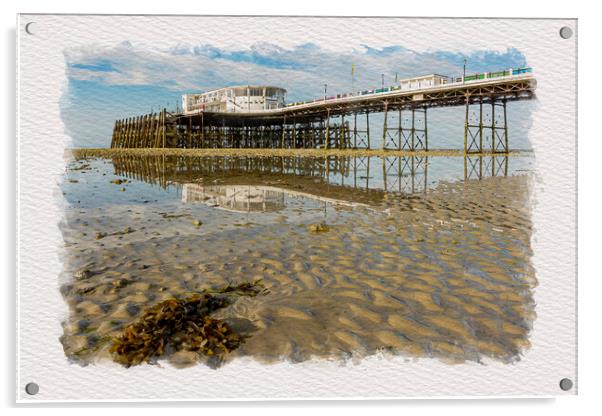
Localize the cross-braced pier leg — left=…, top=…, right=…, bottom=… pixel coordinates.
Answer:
left=382, top=105, right=399, bottom=150
left=381, top=103, right=388, bottom=150
left=382, top=107, right=428, bottom=151
left=352, top=111, right=371, bottom=149
left=405, top=107, right=428, bottom=151
left=325, top=110, right=331, bottom=149
left=491, top=99, right=508, bottom=153
left=333, top=117, right=350, bottom=149
left=464, top=96, right=508, bottom=154
left=411, top=107, right=428, bottom=151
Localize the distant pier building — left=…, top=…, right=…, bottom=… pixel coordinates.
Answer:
left=398, top=74, right=450, bottom=91
left=182, top=86, right=287, bottom=114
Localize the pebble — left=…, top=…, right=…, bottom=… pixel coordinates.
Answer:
left=74, top=268, right=92, bottom=280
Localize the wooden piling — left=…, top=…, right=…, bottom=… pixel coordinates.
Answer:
left=382, top=102, right=388, bottom=150
left=325, top=110, right=330, bottom=149
left=464, top=93, right=470, bottom=154
left=424, top=106, right=428, bottom=151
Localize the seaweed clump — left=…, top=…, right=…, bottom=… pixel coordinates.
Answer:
left=109, top=281, right=267, bottom=367
left=309, top=222, right=330, bottom=233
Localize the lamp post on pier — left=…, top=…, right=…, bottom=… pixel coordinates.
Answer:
left=381, top=73, right=384, bottom=92
left=324, top=84, right=327, bottom=101
left=463, top=59, right=467, bottom=84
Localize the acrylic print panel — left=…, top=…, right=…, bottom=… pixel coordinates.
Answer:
left=16, top=15, right=576, bottom=401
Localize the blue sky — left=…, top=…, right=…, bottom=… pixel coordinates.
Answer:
left=61, top=41, right=529, bottom=148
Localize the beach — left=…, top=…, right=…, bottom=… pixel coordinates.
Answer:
left=59, top=151, right=536, bottom=367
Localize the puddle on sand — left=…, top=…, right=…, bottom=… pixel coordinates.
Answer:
left=59, top=153, right=536, bottom=368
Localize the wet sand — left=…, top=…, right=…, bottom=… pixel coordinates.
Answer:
left=59, top=152, right=536, bottom=368
left=71, top=147, right=533, bottom=162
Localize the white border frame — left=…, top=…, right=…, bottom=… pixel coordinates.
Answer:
left=16, top=14, right=576, bottom=402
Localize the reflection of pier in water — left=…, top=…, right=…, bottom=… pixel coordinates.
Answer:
left=182, top=184, right=287, bottom=213
left=464, top=154, right=509, bottom=180
left=181, top=182, right=382, bottom=212
left=111, top=154, right=511, bottom=205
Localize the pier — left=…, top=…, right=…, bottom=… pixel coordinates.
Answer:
left=110, top=69, right=535, bottom=154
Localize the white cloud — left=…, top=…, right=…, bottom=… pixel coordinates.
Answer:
left=64, top=41, right=526, bottom=101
